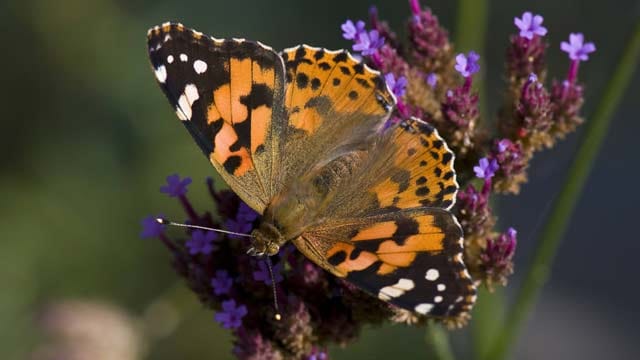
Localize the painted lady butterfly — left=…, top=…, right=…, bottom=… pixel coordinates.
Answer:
left=147, top=23, right=476, bottom=318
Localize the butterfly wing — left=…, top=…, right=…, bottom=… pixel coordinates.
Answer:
left=291, top=118, right=476, bottom=318
left=147, top=23, right=287, bottom=212
left=293, top=207, right=474, bottom=317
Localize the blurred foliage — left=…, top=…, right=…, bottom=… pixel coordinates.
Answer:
left=1, top=0, right=637, bottom=359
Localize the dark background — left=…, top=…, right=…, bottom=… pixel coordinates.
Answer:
left=1, top=0, right=638, bottom=359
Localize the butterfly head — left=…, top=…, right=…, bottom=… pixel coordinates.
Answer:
left=249, top=221, right=285, bottom=256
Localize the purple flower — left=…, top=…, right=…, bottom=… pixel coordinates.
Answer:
left=307, top=347, right=328, bottom=360
left=185, top=230, right=218, bottom=255
left=160, top=174, right=192, bottom=197
left=384, top=73, right=408, bottom=98
left=474, top=157, right=499, bottom=180
left=341, top=19, right=365, bottom=40
left=482, top=228, right=517, bottom=271
left=514, top=12, right=547, bottom=40
left=224, top=202, right=259, bottom=237
left=140, top=215, right=165, bottom=238
left=214, top=299, right=247, bottom=329
left=426, top=73, right=437, bottom=88
left=353, top=30, right=384, bottom=56
left=455, top=51, right=480, bottom=77
left=253, top=260, right=283, bottom=285
left=497, top=139, right=510, bottom=153
left=211, top=270, right=233, bottom=295
left=561, top=33, right=596, bottom=61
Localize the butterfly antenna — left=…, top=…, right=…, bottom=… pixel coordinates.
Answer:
left=156, top=218, right=253, bottom=238
left=265, top=256, right=282, bottom=321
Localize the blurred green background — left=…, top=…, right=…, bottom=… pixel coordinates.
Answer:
left=1, top=0, right=638, bottom=359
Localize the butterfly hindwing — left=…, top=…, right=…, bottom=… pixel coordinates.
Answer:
left=293, top=207, right=475, bottom=317
left=147, top=23, right=287, bottom=212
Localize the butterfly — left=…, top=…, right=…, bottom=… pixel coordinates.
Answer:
left=147, top=22, right=476, bottom=318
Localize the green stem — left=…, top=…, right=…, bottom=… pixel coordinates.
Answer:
left=485, top=20, right=640, bottom=360
left=454, top=0, right=489, bottom=121
left=426, top=322, right=456, bottom=360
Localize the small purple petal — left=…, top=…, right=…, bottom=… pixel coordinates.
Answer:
left=341, top=19, right=365, bottom=40
left=455, top=51, right=480, bottom=77
left=384, top=73, right=407, bottom=98
left=140, top=215, right=165, bottom=238
left=214, top=299, right=247, bottom=329
left=561, top=32, right=596, bottom=61
left=473, top=157, right=499, bottom=180
left=159, top=174, right=192, bottom=197
left=426, top=73, right=437, bottom=88
left=185, top=230, right=218, bottom=255
left=211, top=270, right=233, bottom=295
left=514, top=11, right=547, bottom=39
left=252, top=260, right=283, bottom=285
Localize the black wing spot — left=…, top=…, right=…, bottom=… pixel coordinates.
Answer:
left=340, top=66, right=352, bottom=75
left=296, top=72, right=309, bottom=89
left=334, top=52, right=348, bottom=62
left=348, top=90, right=358, bottom=100
left=311, top=77, right=321, bottom=90
left=356, top=77, right=372, bottom=88
left=318, top=62, right=332, bottom=70
left=441, top=152, right=453, bottom=165
left=416, top=186, right=430, bottom=196
left=314, top=49, right=325, bottom=60
left=327, top=250, right=348, bottom=266
left=295, top=46, right=307, bottom=59
left=416, top=176, right=427, bottom=185
left=332, top=78, right=341, bottom=86
left=223, top=156, right=243, bottom=174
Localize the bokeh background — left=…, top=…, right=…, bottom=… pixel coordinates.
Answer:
left=1, top=0, right=638, bottom=359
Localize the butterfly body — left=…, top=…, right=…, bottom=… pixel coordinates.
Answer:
left=147, top=22, right=476, bottom=319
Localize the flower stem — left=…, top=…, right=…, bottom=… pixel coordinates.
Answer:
left=484, top=20, right=640, bottom=360
left=426, top=322, right=456, bottom=360
left=454, top=0, right=488, bottom=120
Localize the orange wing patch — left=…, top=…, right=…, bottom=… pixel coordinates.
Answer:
left=371, top=118, right=459, bottom=211
left=281, top=45, right=394, bottom=134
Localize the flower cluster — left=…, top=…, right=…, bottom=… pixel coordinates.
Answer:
left=144, top=2, right=595, bottom=358
left=143, top=175, right=392, bottom=359
left=340, top=2, right=593, bottom=287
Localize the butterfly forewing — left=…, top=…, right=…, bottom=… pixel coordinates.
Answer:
left=147, top=23, right=287, bottom=212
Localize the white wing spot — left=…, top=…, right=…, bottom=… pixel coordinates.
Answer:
left=176, top=84, right=200, bottom=121
left=378, top=278, right=415, bottom=301
left=184, top=84, right=199, bottom=105
left=434, top=296, right=443, bottom=303
left=154, top=65, right=167, bottom=83
left=425, top=269, right=439, bottom=281
left=176, top=108, right=188, bottom=121
left=437, top=284, right=446, bottom=291
left=415, top=303, right=434, bottom=315
left=177, top=95, right=191, bottom=120
left=163, top=34, right=171, bottom=42
left=193, top=59, right=208, bottom=74
left=167, top=55, right=174, bottom=64
left=180, top=53, right=188, bottom=62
